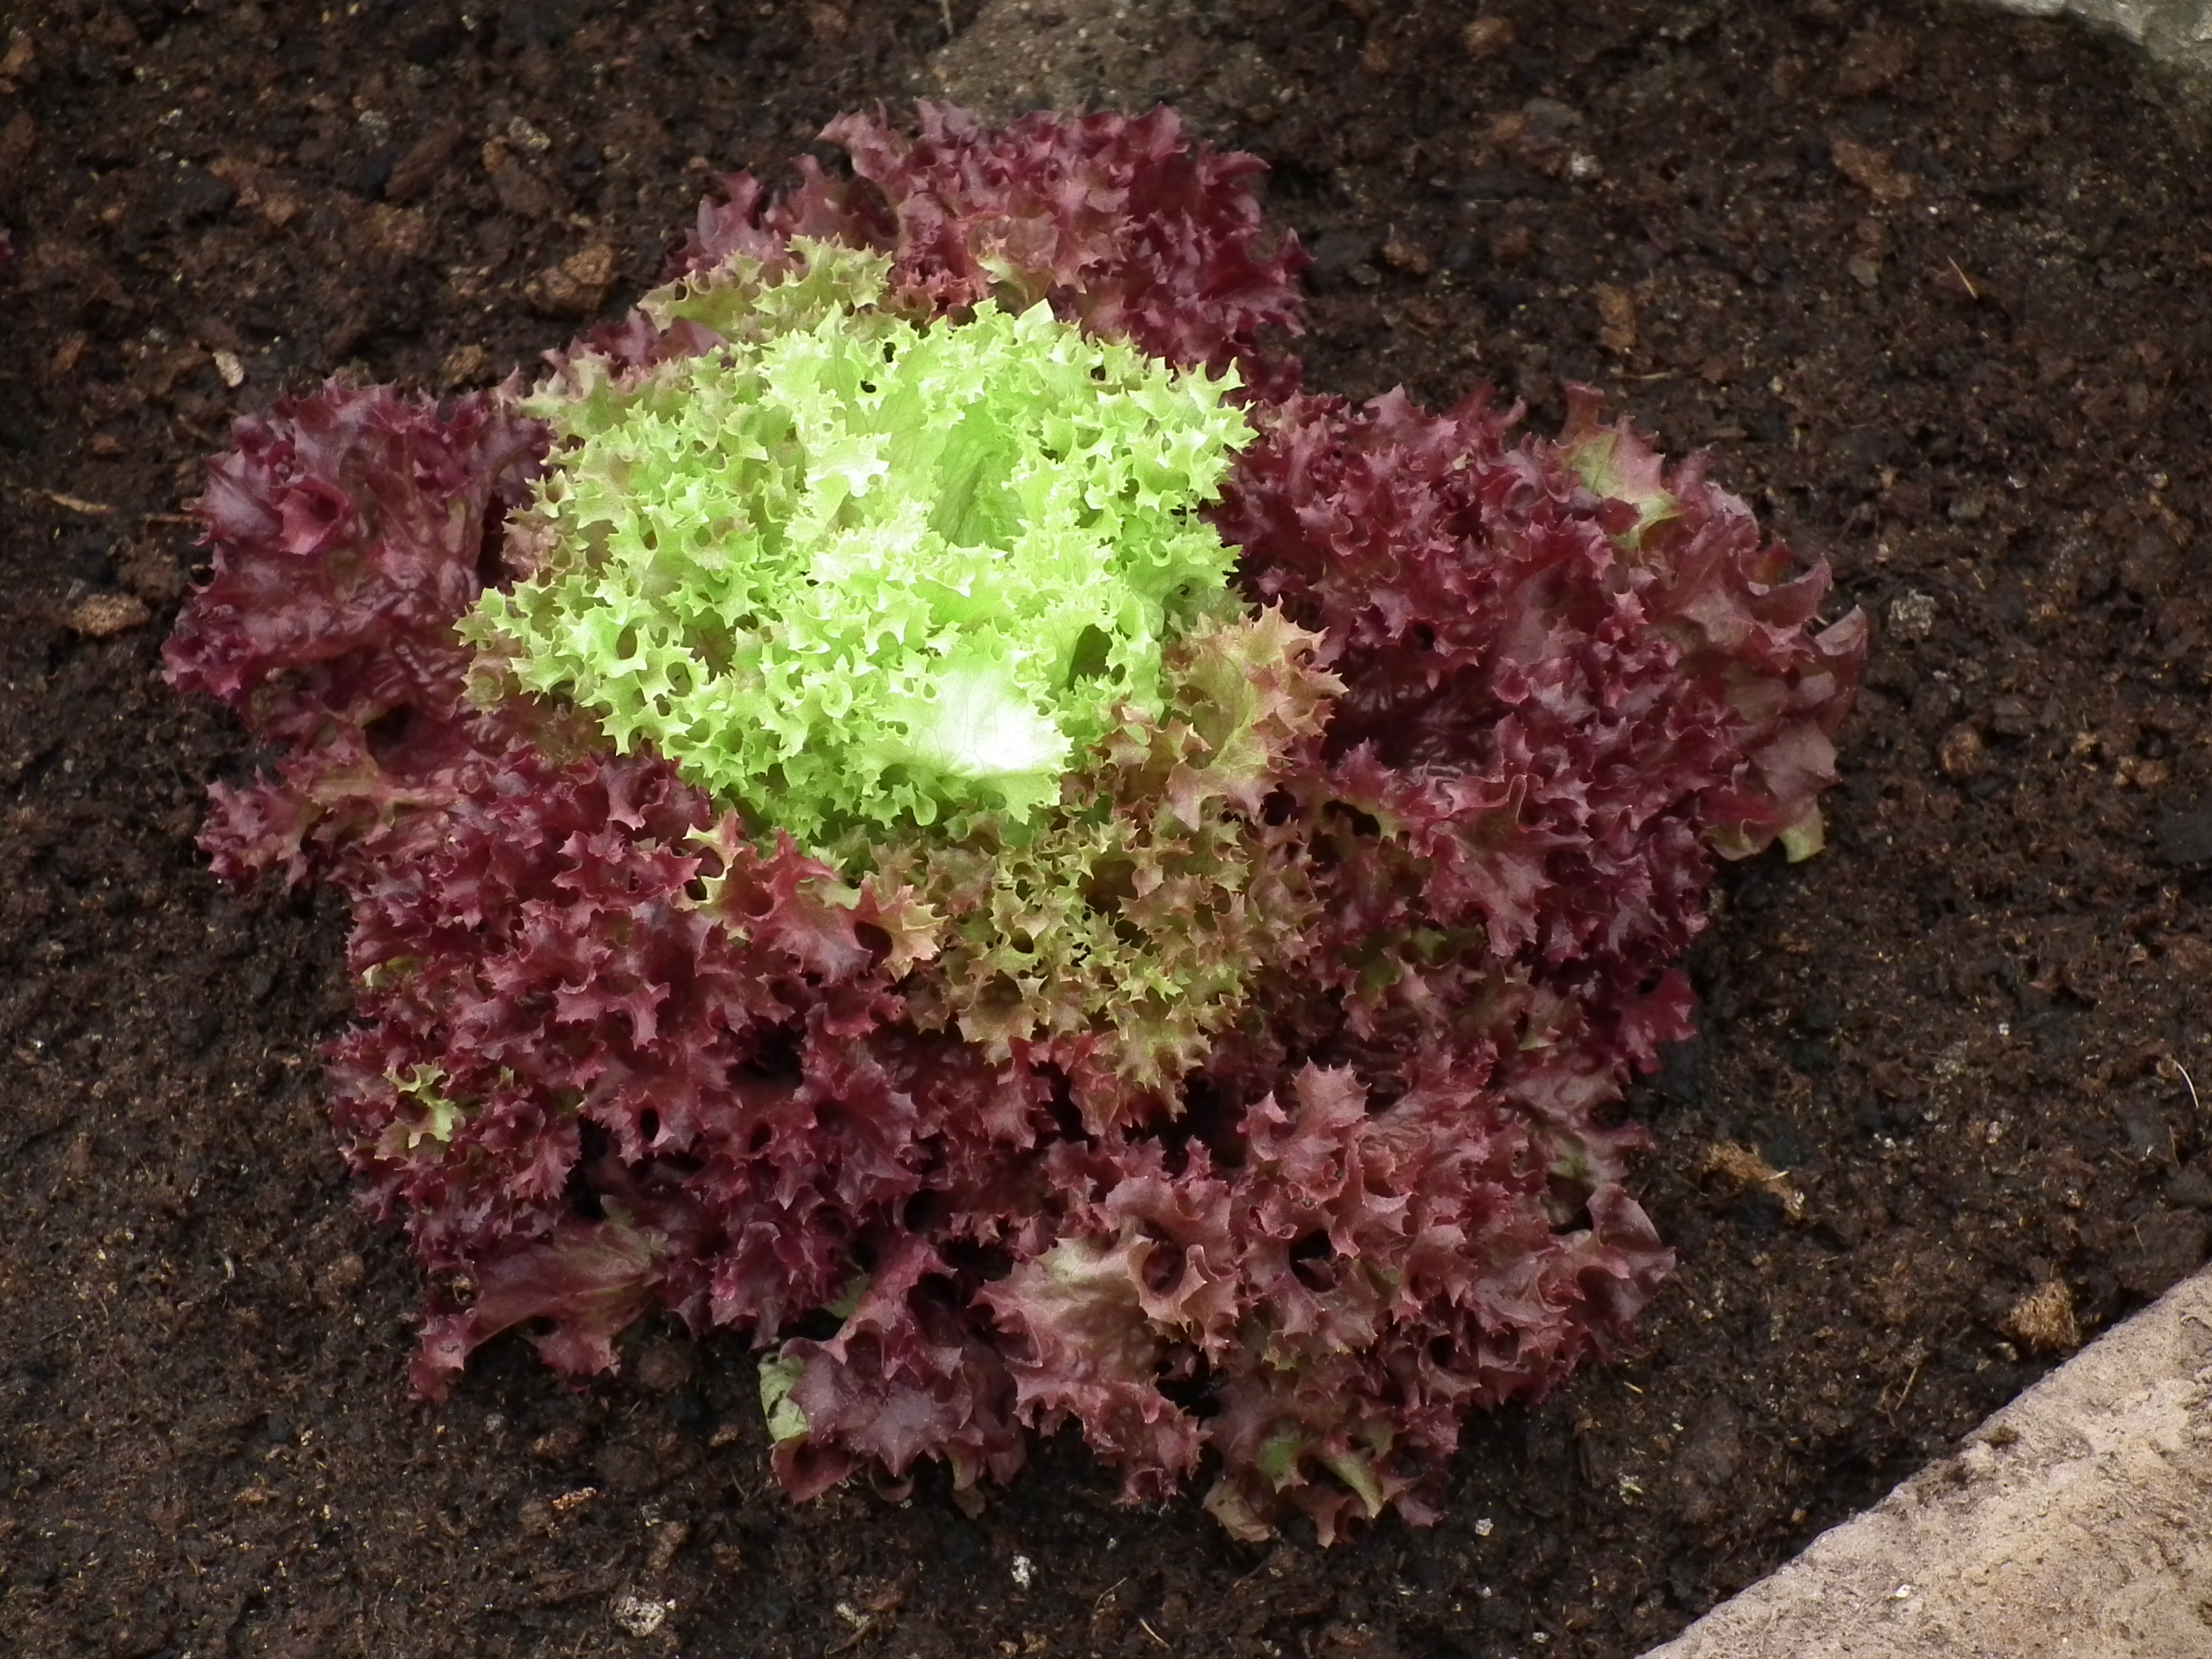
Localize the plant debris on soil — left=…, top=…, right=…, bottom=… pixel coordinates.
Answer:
left=5, top=1, right=2212, bottom=1656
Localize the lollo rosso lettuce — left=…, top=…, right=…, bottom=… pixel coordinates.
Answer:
left=163, top=103, right=1865, bottom=1543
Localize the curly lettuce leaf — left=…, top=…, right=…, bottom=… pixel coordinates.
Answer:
left=468, top=238, right=1255, bottom=846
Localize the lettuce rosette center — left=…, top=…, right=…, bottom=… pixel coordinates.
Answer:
left=466, top=239, right=1256, bottom=846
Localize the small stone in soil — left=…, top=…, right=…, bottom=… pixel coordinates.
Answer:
left=1937, top=723, right=1986, bottom=782
left=1462, top=16, right=1513, bottom=58
left=527, top=243, right=619, bottom=317
left=610, top=1592, right=671, bottom=1637
left=65, top=592, right=150, bottom=638
left=1886, top=589, right=1937, bottom=640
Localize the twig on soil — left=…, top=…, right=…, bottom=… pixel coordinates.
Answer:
left=10, top=488, right=198, bottom=526
left=1880, top=1359, right=1924, bottom=1418
left=31, top=487, right=114, bottom=515
left=2163, top=1056, right=2202, bottom=1116
left=1138, top=1618, right=1171, bottom=1647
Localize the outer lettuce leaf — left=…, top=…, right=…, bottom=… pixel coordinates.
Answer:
left=163, top=384, right=552, bottom=885
left=979, top=1064, right=1671, bottom=1538
left=678, top=103, right=1306, bottom=392
left=1212, top=384, right=1866, bottom=1087
left=767, top=1235, right=1027, bottom=1501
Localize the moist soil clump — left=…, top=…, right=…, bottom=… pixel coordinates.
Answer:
left=5, top=2, right=2211, bottom=1655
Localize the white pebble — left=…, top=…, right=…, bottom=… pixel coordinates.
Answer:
left=612, top=1594, right=672, bottom=1638
left=1887, top=591, right=1937, bottom=641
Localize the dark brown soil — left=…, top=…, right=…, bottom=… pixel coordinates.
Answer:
left=6, top=1, right=2212, bottom=1655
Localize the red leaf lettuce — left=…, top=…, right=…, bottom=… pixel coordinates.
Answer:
left=163, top=102, right=1863, bottom=1542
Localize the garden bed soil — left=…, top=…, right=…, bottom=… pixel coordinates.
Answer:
left=5, top=1, right=2212, bottom=1655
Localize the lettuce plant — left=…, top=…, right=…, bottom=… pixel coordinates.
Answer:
left=164, top=104, right=1865, bottom=1543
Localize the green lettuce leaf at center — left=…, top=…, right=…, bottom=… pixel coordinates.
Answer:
left=468, top=239, right=1256, bottom=845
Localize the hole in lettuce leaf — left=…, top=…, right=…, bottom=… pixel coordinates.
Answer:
left=1140, top=1235, right=1187, bottom=1298
left=1065, top=623, right=1113, bottom=683
left=561, top=1125, right=612, bottom=1221
left=476, top=499, right=515, bottom=589
left=737, top=1025, right=803, bottom=1085
left=1081, top=854, right=1138, bottom=916
left=853, top=921, right=893, bottom=966
left=363, top=703, right=413, bottom=759
left=1322, top=801, right=1383, bottom=839
left=977, top=972, right=1024, bottom=1016
left=1155, top=1365, right=1219, bottom=1416
left=1289, top=1230, right=1333, bottom=1291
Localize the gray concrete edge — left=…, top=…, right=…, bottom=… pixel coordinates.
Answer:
left=1992, top=0, right=2212, bottom=72
left=1635, top=1265, right=2212, bottom=1658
